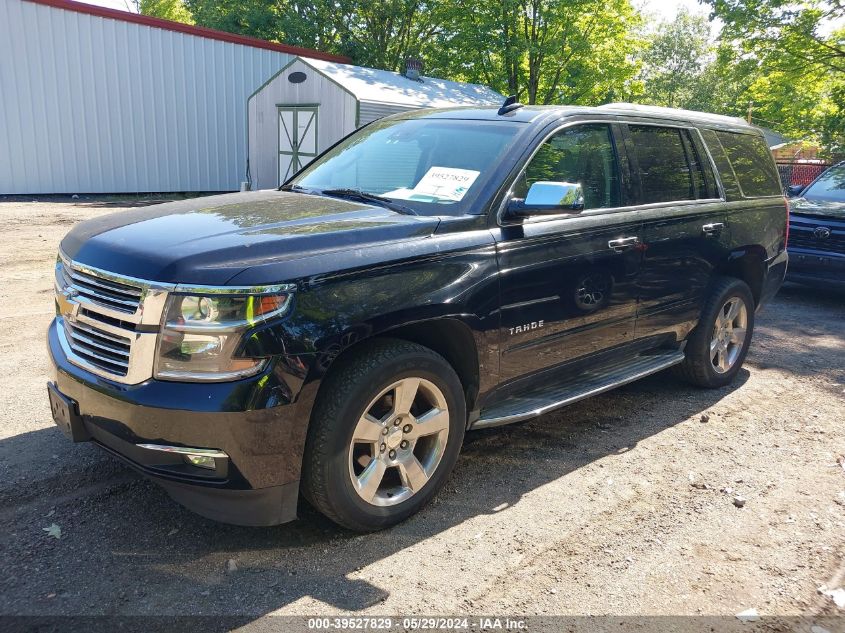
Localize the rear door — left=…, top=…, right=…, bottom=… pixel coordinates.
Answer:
left=620, top=122, right=730, bottom=342
left=494, top=121, right=643, bottom=383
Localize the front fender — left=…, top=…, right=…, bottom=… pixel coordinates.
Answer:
left=240, top=228, right=502, bottom=423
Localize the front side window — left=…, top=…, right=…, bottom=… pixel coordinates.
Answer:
left=628, top=125, right=705, bottom=204
left=515, top=123, right=622, bottom=210
left=291, top=118, right=522, bottom=215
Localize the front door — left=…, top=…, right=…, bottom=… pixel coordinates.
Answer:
left=494, top=122, right=642, bottom=383
left=278, top=106, right=318, bottom=185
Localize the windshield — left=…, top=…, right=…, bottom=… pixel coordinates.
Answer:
left=290, top=118, right=522, bottom=215
left=803, top=164, right=845, bottom=203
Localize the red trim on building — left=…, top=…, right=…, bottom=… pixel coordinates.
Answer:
left=23, top=0, right=350, bottom=63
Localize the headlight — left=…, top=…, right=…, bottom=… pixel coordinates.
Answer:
left=154, top=288, right=292, bottom=382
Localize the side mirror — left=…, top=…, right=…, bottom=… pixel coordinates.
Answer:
left=786, top=184, right=804, bottom=198
left=507, top=181, right=585, bottom=217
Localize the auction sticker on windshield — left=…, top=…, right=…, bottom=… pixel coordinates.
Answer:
left=412, top=167, right=480, bottom=201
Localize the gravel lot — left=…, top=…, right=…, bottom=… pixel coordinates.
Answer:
left=0, top=198, right=843, bottom=625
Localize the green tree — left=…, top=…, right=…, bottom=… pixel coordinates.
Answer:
left=184, top=0, right=282, bottom=40
left=703, top=0, right=845, bottom=156
left=281, top=0, right=443, bottom=71
left=139, top=0, right=194, bottom=24
left=638, top=9, right=713, bottom=108
left=705, top=0, right=845, bottom=74
left=429, top=0, right=642, bottom=105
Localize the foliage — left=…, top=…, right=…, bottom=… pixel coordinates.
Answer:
left=704, top=0, right=845, bottom=74
left=139, top=0, right=195, bottom=24
left=427, top=0, right=642, bottom=105
left=135, top=0, right=844, bottom=155
left=184, top=0, right=286, bottom=39
left=638, top=10, right=713, bottom=109
left=281, top=0, right=442, bottom=72
left=702, top=0, right=845, bottom=157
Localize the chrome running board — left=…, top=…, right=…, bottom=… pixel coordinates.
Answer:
left=472, top=350, right=685, bottom=429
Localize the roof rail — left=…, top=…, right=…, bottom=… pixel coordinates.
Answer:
left=597, top=103, right=748, bottom=126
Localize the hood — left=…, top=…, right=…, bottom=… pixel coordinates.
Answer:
left=60, top=190, right=441, bottom=285
left=790, top=196, right=845, bottom=221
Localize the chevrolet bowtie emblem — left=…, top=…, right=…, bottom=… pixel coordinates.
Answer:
left=57, top=288, right=80, bottom=319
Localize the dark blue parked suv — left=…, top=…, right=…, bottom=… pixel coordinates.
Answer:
left=787, top=161, right=845, bottom=289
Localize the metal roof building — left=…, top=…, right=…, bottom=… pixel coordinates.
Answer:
left=0, top=0, right=348, bottom=194
left=247, top=57, right=503, bottom=189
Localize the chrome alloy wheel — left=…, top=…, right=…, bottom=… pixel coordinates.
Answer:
left=348, top=378, right=450, bottom=507
left=710, top=296, right=748, bottom=374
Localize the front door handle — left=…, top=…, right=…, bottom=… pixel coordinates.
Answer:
left=608, top=236, right=640, bottom=252
left=702, top=222, right=725, bottom=236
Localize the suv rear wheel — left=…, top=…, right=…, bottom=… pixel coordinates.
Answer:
left=675, top=277, right=755, bottom=388
left=302, top=339, right=465, bottom=531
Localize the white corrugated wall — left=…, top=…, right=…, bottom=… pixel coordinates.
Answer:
left=0, top=0, right=296, bottom=193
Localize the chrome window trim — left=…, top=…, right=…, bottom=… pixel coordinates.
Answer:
left=496, top=117, right=731, bottom=226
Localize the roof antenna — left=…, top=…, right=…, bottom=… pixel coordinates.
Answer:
left=498, top=95, right=523, bottom=115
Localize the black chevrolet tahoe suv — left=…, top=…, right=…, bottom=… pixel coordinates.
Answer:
left=48, top=103, right=788, bottom=531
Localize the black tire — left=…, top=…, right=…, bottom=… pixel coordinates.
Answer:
left=675, top=277, right=755, bottom=389
left=301, top=338, right=466, bottom=532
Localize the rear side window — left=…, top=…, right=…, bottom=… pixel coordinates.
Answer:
left=627, top=125, right=707, bottom=204
left=714, top=131, right=781, bottom=197
left=699, top=128, right=742, bottom=198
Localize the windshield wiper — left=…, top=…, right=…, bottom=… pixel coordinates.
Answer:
left=279, top=184, right=313, bottom=193
left=318, top=188, right=418, bottom=216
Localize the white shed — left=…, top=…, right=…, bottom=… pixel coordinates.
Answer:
left=247, top=57, right=503, bottom=189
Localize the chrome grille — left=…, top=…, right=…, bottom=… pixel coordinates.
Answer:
left=55, top=252, right=172, bottom=384
left=63, top=318, right=131, bottom=377
left=59, top=263, right=143, bottom=314
left=788, top=229, right=845, bottom=254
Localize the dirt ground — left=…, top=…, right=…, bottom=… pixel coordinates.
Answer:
left=0, top=198, right=843, bottom=626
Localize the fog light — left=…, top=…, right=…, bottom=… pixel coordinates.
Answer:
left=185, top=454, right=216, bottom=469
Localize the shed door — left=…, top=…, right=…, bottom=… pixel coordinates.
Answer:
left=278, top=106, right=318, bottom=185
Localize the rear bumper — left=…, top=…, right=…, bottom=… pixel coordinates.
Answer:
left=47, top=318, right=306, bottom=526
left=786, top=250, right=845, bottom=289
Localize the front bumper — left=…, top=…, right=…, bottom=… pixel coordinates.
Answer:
left=47, top=318, right=307, bottom=526
left=786, top=249, right=845, bottom=289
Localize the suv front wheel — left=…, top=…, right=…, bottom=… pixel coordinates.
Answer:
left=676, top=277, right=756, bottom=388
left=302, top=339, right=466, bottom=531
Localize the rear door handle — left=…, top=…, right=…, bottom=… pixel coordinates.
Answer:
left=608, top=236, right=640, bottom=251
left=702, top=222, right=725, bottom=236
